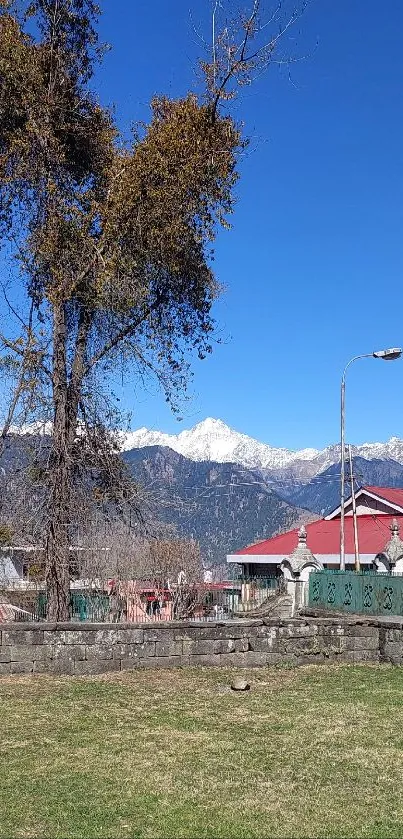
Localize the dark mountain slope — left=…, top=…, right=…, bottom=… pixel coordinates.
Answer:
left=123, top=445, right=310, bottom=566
left=280, top=457, right=403, bottom=515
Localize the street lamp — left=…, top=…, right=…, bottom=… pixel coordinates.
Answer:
left=340, top=347, right=402, bottom=571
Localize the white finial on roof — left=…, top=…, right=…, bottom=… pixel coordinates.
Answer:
left=383, top=518, right=403, bottom=567
left=282, top=523, right=322, bottom=576
left=298, top=525, right=307, bottom=544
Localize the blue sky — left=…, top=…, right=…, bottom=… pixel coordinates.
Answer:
left=97, top=0, right=403, bottom=451
left=10, top=0, right=403, bottom=450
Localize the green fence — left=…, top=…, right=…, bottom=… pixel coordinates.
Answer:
left=308, top=570, right=403, bottom=617
left=36, top=592, right=111, bottom=622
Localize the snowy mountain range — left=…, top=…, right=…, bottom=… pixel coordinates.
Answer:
left=121, top=417, right=403, bottom=479
left=5, top=419, right=403, bottom=562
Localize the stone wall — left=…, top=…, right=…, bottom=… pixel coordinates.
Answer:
left=0, top=615, right=396, bottom=676
left=379, top=624, right=403, bottom=665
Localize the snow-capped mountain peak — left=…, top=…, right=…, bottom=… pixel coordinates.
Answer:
left=121, top=418, right=320, bottom=471
left=120, top=418, right=403, bottom=478
left=8, top=417, right=403, bottom=480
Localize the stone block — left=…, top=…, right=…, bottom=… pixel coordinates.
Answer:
left=118, top=657, right=141, bottom=671
left=50, top=644, right=86, bottom=662
left=283, top=637, right=318, bottom=654
left=113, top=643, right=139, bottom=660
left=381, top=619, right=403, bottom=630
left=216, top=638, right=246, bottom=654
left=53, top=622, right=99, bottom=631
left=10, top=661, right=34, bottom=674
left=64, top=630, right=96, bottom=645
left=346, top=625, right=376, bottom=637
left=173, top=628, right=199, bottom=641
left=215, top=638, right=248, bottom=654
left=0, top=662, right=10, bottom=675
left=307, top=617, right=336, bottom=625
left=189, top=653, right=222, bottom=667
left=155, top=640, right=182, bottom=657
left=385, top=629, right=403, bottom=643
left=343, top=636, right=379, bottom=651
left=242, top=651, right=270, bottom=667
left=140, top=641, right=156, bottom=658
left=0, top=647, right=11, bottom=663
left=74, top=659, right=121, bottom=676
left=34, top=658, right=75, bottom=675
left=333, top=650, right=356, bottom=663
left=85, top=644, right=113, bottom=661
left=9, top=644, right=51, bottom=662
left=382, top=642, right=403, bottom=663
left=234, top=638, right=250, bottom=653
left=93, top=629, right=120, bottom=645
left=322, top=637, right=346, bottom=653
left=116, top=628, right=144, bottom=644
left=294, top=653, right=326, bottom=667
left=317, top=625, right=345, bottom=637
left=219, top=651, right=268, bottom=667
left=43, top=630, right=66, bottom=645
left=144, top=627, right=175, bottom=642
left=249, top=636, right=279, bottom=653
left=287, top=624, right=319, bottom=637
left=253, top=625, right=279, bottom=639
left=195, top=624, right=256, bottom=640
left=113, top=641, right=155, bottom=660
left=182, top=639, right=217, bottom=656
left=353, top=649, right=379, bottom=663
left=2, top=629, right=44, bottom=646
left=277, top=625, right=296, bottom=637
left=137, top=655, right=190, bottom=669
left=215, top=652, right=242, bottom=666
left=232, top=619, right=263, bottom=628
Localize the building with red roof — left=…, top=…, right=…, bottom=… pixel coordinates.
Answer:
left=227, top=486, right=403, bottom=579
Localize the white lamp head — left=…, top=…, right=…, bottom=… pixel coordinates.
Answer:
left=373, top=347, right=402, bottom=361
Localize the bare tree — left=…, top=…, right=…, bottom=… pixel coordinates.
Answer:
left=0, top=0, right=311, bottom=619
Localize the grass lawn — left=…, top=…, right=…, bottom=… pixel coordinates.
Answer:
left=1, top=664, right=403, bottom=838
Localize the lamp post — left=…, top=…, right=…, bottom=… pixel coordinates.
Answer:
left=340, top=348, right=402, bottom=571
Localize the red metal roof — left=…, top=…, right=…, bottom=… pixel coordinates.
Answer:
left=235, top=515, right=400, bottom=557
left=364, top=486, right=403, bottom=508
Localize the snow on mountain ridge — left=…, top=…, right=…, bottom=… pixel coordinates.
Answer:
left=8, top=417, right=403, bottom=478
left=120, top=418, right=403, bottom=477
left=121, top=417, right=304, bottom=469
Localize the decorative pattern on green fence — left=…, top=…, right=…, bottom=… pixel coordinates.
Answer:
left=308, top=570, right=403, bottom=617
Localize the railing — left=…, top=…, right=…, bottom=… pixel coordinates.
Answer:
left=9, top=587, right=240, bottom=623
left=235, top=576, right=283, bottom=613
left=308, top=570, right=403, bottom=617
left=3, top=578, right=283, bottom=623
left=13, top=592, right=111, bottom=623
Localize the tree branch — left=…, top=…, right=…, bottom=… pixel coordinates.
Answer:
left=83, top=302, right=160, bottom=377
left=0, top=331, right=52, bottom=380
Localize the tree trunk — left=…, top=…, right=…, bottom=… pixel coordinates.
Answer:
left=46, top=301, right=71, bottom=621
left=45, top=302, right=92, bottom=621
left=45, top=478, right=72, bottom=621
